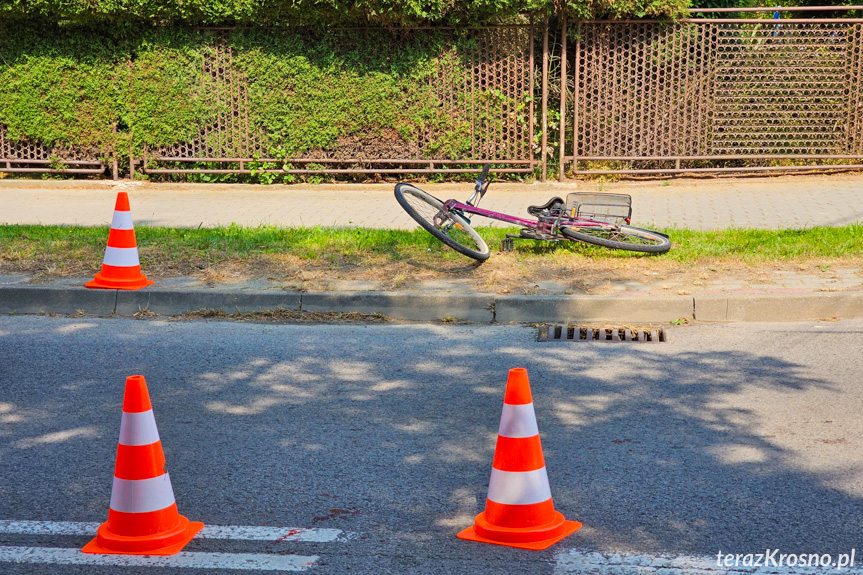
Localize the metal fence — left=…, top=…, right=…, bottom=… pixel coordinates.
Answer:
left=5, top=9, right=863, bottom=180
left=562, top=7, right=863, bottom=177
left=0, top=124, right=105, bottom=176
left=141, top=26, right=536, bottom=177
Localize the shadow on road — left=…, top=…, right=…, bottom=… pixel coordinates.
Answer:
left=0, top=319, right=860, bottom=567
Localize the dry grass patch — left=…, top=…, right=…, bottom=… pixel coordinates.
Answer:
left=2, top=224, right=863, bottom=295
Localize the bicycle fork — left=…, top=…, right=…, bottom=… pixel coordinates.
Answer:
left=435, top=204, right=470, bottom=232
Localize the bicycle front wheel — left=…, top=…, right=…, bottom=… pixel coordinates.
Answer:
left=394, top=183, right=490, bottom=262
left=561, top=224, right=671, bottom=254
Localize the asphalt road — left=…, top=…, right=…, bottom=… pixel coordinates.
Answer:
left=1, top=316, right=863, bottom=574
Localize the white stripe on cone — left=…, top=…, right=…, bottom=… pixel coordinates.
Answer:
left=498, top=403, right=540, bottom=438
left=110, top=474, right=176, bottom=514
left=102, top=246, right=140, bottom=267
left=487, top=468, right=553, bottom=506
left=118, top=410, right=160, bottom=446
left=110, top=211, right=135, bottom=230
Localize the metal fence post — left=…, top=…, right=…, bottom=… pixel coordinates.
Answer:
left=573, top=28, right=580, bottom=177
left=529, top=18, right=537, bottom=178
left=541, top=18, right=549, bottom=182
left=111, top=123, right=119, bottom=181
left=559, top=14, right=567, bottom=182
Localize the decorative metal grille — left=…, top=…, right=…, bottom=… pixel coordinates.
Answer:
left=565, top=13, right=863, bottom=175
left=0, top=124, right=105, bottom=175
left=573, top=23, right=712, bottom=159
left=7, top=13, right=863, bottom=180
left=712, top=23, right=849, bottom=156
left=850, top=24, right=863, bottom=156
left=143, top=26, right=536, bottom=176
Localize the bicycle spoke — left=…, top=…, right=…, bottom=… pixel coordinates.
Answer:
left=394, top=183, right=490, bottom=261
left=561, top=223, right=671, bottom=253
left=404, top=195, right=444, bottom=228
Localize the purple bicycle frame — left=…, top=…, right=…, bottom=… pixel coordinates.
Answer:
left=442, top=198, right=605, bottom=233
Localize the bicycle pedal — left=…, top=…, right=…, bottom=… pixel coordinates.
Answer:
left=501, top=238, right=514, bottom=251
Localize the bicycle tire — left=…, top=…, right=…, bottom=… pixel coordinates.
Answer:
left=394, top=183, right=490, bottom=262
left=561, top=224, right=671, bottom=254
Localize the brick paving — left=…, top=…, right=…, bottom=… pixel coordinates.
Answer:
left=2, top=172, right=863, bottom=231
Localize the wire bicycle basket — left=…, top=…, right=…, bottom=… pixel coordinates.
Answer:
left=564, top=193, right=632, bottom=225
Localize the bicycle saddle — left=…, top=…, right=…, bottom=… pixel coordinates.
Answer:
left=527, top=196, right=564, bottom=216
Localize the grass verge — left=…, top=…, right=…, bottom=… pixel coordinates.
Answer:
left=2, top=223, right=862, bottom=294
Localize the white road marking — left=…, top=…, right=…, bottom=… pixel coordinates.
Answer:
left=555, top=550, right=863, bottom=575
left=198, top=525, right=346, bottom=543
left=0, top=547, right=318, bottom=571
left=0, top=520, right=100, bottom=536
left=0, top=520, right=345, bottom=542
left=0, top=520, right=348, bottom=571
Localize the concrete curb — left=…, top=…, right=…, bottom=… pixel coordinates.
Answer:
left=2, top=284, right=862, bottom=323
left=302, top=292, right=494, bottom=323
left=494, top=294, right=694, bottom=324
left=693, top=292, right=863, bottom=322
left=0, top=286, right=117, bottom=316
left=115, top=288, right=302, bottom=316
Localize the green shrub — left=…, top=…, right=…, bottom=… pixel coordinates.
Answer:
left=232, top=29, right=473, bottom=159
left=0, top=24, right=530, bottom=172
left=125, top=29, right=223, bottom=153
left=0, top=0, right=685, bottom=26
left=0, top=23, right=223, bottom=158
left=0, top=22, right=126, bottom=157
left=0, top=0, right=689, bottom=179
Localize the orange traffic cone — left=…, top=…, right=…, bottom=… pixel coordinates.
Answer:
left=457, top=368, right=581, bottom=550
left=83, top=375, right=203, bottom=555
left=85, top=192, right=153, bottom=290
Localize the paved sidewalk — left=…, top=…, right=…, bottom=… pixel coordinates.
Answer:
left=1, top=173, right=862, bottom=323
left=2, top=172, right=863, bottom=230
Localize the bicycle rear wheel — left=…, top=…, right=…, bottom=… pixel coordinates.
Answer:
left=394, top=183, right=490, bottom=262
left=561, top=224, right=671, bottom=254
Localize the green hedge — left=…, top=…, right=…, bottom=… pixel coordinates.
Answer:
left=0, top=23, right=532, bottom=176
left=232, top=29, right=449, bottom=158
left=0, top=0, right=686, bottom=26
left=0, top=24, right=223, bottom=162
left=0, top=0, right=688, bottom=178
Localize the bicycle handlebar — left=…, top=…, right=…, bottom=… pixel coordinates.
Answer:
left=473, top=162, right=491, bottom=197
left=478, top=163, right=491, bottom=185
left=467, top=163, right=492, bottom=207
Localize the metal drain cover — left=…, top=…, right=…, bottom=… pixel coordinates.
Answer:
left=537, top=325, right=667, bottom=343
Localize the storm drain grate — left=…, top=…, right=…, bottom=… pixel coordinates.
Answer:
left=537, top=325, right=667, bottom=343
